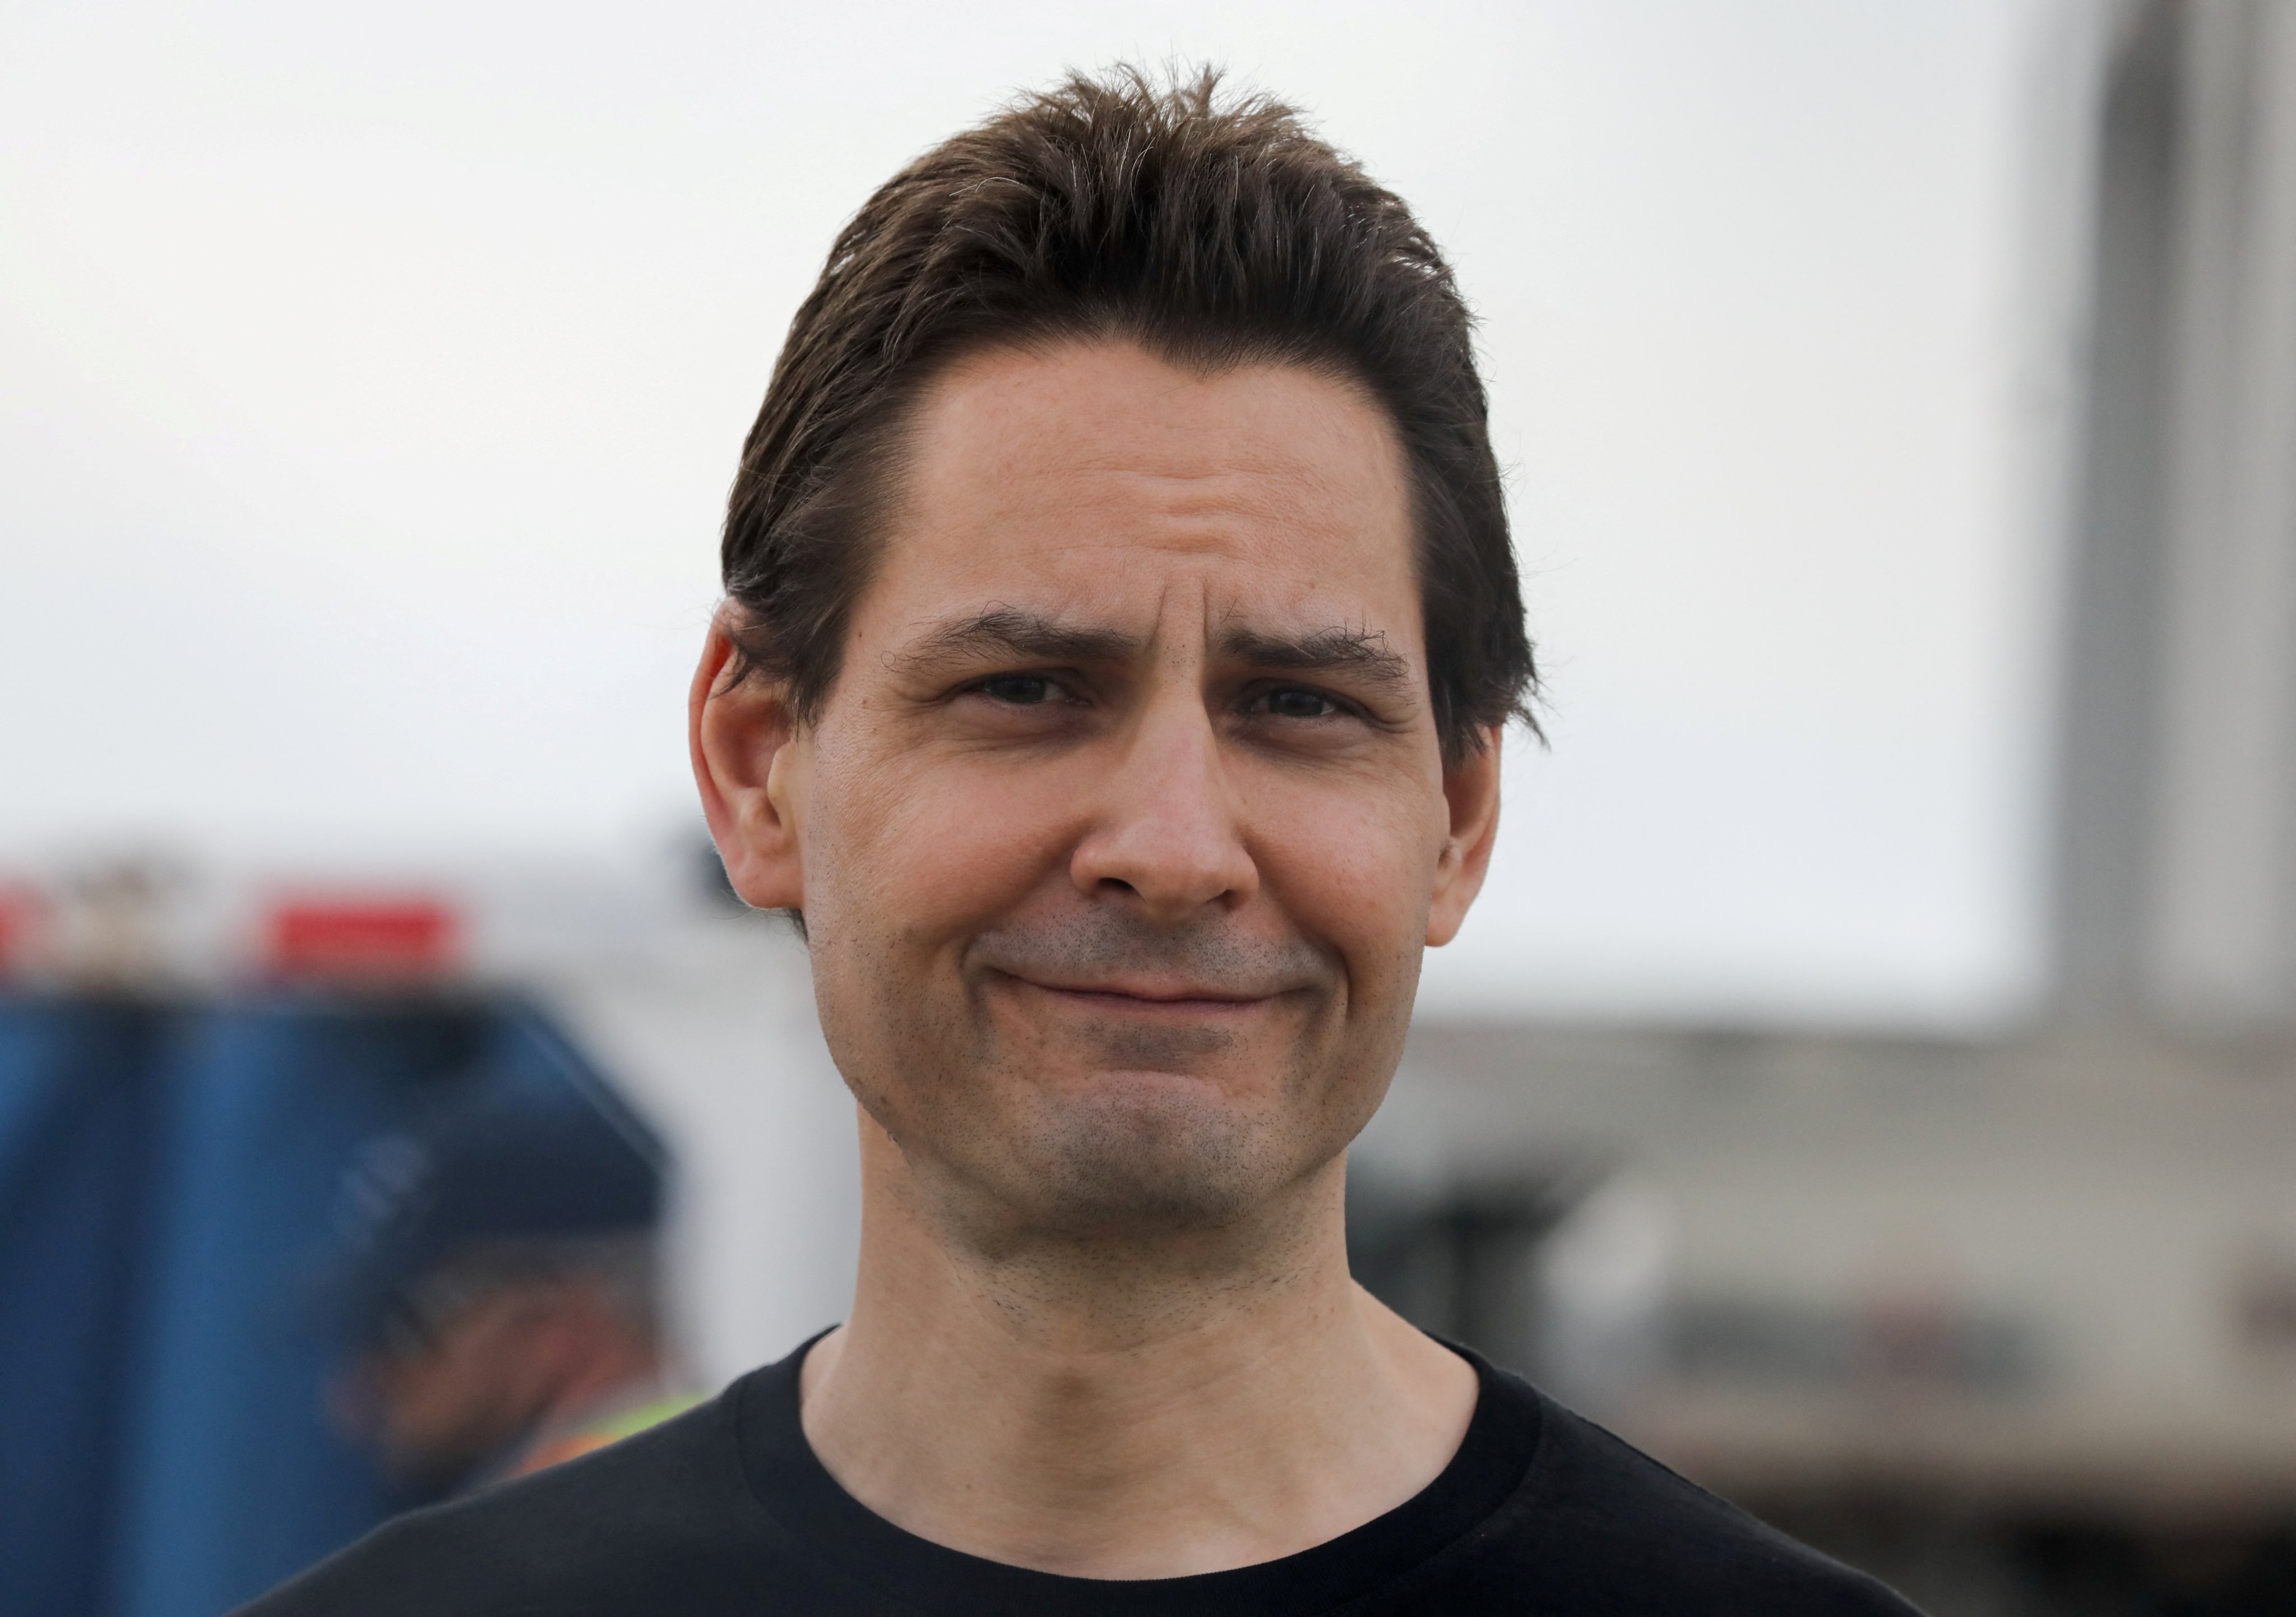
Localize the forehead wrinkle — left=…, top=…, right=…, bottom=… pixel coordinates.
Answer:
left=910, top=353, right=1414, bottom=583
left=1072, top=455, right=1360, bottom=520
left=973, top=404, right=1394, bottom=527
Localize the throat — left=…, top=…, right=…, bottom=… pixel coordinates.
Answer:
left=796, top=1196, right=1476, bottom=1578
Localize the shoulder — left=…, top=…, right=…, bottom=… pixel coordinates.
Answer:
left=1448, top=1376, right=1922, bottom=1615
left=232, top=1383, right=769, bottom=1617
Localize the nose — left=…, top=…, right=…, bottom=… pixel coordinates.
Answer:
left=1069, top=697, right=1258, bottom=923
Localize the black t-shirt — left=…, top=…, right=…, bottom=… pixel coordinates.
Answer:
left=238, top=1337, right=1919, bottom=1615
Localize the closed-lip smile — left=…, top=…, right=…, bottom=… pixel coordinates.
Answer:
left=994, top=972, right=1278, bottom=1011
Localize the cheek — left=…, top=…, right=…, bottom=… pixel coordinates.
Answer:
left=1244, top=771, right=1443, bottom=981
left=805, top=739, right=1076, bottom=949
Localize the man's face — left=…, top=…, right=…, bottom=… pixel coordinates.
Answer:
left=699, top=340, right=1498, bottom=1238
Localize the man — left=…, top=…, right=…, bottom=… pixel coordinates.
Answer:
left=244, top=68, right=1919, bottom=1614
left=327, top=1080, right=692, bottom=1500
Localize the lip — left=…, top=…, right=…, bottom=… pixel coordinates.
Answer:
left=992, top=972, right=1280, bottom=1011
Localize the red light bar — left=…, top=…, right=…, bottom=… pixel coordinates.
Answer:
left=263, top=896, right=459, bottom=982
left=0, top=886, right=47, bottom=977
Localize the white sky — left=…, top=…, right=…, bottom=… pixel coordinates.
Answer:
left=0, top=0, right=2097, bottom=1025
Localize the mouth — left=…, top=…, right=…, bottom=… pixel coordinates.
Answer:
left=991, top=972, right=1282, bottom=1016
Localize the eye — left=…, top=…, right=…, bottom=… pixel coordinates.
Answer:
left=1260, top=686, right=1341, bottom=720
left=975, top=673, right=1058, bottom=706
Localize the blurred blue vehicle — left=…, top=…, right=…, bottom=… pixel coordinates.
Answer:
left=0, top=992, right=654, bottom=1617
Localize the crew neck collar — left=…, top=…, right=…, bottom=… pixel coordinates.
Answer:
left=733, top=1331, right=1541, bottom=1616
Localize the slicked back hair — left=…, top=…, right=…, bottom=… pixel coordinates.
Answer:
left=719, top=66, right=1536, bottom=763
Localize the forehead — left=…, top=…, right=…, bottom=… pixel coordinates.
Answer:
left=868, top=340, right=1419, bottom=640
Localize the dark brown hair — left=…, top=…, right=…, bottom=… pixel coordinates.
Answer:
left=720, top=66, right=1536, bottom=761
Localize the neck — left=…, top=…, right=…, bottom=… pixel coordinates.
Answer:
left=799, top=1106, right=1478, bottom=1579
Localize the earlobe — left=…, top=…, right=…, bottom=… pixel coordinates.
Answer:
left=1425, top=727, right=1503, bottom=948
left=688, top=621, right=808, bottom=912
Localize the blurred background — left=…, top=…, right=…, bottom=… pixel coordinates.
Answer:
left=4, top=0, right=2292, bottom=1611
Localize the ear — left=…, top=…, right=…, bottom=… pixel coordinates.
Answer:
left=689, top=616, right=807, bottom=912
left=1426, top=727, right=1502, bottom=948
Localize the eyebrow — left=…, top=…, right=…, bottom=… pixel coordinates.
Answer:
left=1220, top=624, right=1413, bottom=693
left=894, top=606, right=1413, bottom=692
left=896, top=607, right=1144, bottom=669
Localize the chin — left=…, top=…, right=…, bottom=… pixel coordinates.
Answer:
left=1002, top=1077, right=1290, bottom=1232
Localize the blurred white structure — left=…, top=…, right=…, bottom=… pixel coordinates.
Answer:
left=1354, top=13, right=2296, bottom=1603
left=2058, top=0, right=2296, bottom=1036
left=542, top=915, right=859, bottom=1390
left=1377, top=1019, right=2296, bottom=1514
left=0, top=844, right=862, bottom=1392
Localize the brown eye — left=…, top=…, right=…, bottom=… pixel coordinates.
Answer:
left=1265, top=686, right=1337, bottom=719
left=979, top=673, right=1056, bottom=705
